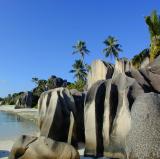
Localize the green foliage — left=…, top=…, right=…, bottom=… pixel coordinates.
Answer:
left=67, top=80, right=86, bottom=92
left=70, top=60, right=88, bottom=82
left=72, top=40, right=90, bottom=61
left=145, top=10, right=160, bottom=39
left=132, top=48, right=150, bottom=68
left=145, top=10, right=160, bottom=61
left=71, top=40, right=90, bottom=87
left=150, top=36, right=160, bottom=61
left=32, top=77, right=39, bottom=85
left=103, top=36, right=122, bottom=59
left=32, top=79, right=47, bottom=97
left=1, top=92, right=24, bottom=105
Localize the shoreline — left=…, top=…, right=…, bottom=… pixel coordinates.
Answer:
left=0, top=105, right=39, bottom=124
left=0, top=105, right=39, bottom=159
left=0, top=105, right=94, bottom=159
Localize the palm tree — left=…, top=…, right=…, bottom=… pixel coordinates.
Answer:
left=145, top=10, right=160, bottom=61
left=145, top=10, right=160, bottom=39
left=72, top=41, right=90, bottom=62
left=70, top=60, right=87, bottom=81
left=103, top=36, right=122, bottom=59
left=32, top=77, right=39, bottom=85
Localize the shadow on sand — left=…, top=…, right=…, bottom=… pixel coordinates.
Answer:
left=0, top=150, right=10, bottom=158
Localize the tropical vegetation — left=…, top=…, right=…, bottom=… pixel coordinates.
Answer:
left=72, top=40, right=90, bottom=62
left=70, top=60, right=87, bottom=81
left=68, top=41, right=90, bottom=91
left=103, top=36, right=122, bottom=59
left=132, top=48, right=150, bottom=68
left=145, top=10, right=160, bottom=61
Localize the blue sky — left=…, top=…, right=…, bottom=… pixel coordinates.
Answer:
left=0, top=0, right=160, bottom=97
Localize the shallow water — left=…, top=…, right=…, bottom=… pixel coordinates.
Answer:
left=0, top=111, right=39, bottom=140
left=0, top=111, right=108, bottom=159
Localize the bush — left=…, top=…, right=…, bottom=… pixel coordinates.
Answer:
left=67, top=80, right=86, bottom=92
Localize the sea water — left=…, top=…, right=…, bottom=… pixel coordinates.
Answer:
left=0, top=111, right=108, bottom=159
left=0, top=111, right=39, bottom=140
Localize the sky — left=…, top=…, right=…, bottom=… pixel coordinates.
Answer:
left=0, top=0, right=160, bottom=97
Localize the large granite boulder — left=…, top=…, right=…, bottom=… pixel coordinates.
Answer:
left=9, top=135, right=38, bottom=159
left=114, top=58, right=132, bottom=74
left=126, top=93, right=160, bottom=159
left=84, top=80, right=106, bottom=157
left=15, top=92, right=33, bottom=109
left=84, top=73, right=144, bottom=158
left=9, top=135, right=80, bottom=159
left=38, top=88, right=77, bottom=146
left=126, top=69, right=152, bottom=93
left=140, top=56, right=150, bottom=68
left=126, top=55, right=160, bottom=93
left=103, top=73, right=143, bottom=158
left=87, top=60, right=114, bottom=89
left=139, top=55, right=160, bottom=93
left=70, top=89, right=85, bottom=142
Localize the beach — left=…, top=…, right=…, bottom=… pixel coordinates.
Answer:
left=0, top=105, right=94, bottom=159
left=0, top=105, right=39, bottom=159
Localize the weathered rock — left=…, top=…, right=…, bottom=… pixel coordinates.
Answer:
left=87, top=60, right=114, bottom=89
left=125, top=55, right=160, bottom=93
left=38, top=88, right=77, bottom=146
left=126, top=93, right=160, bottom=159
left=140, top=56, right=150, bottom=68
left=104, top=73, right=143, bottom=158
left=139, top=55, right=160, bottom=93
left=114, top=58, right=132, bottom=74
left=9, top=135, right=38, bottom=159
left=84, top=73, right=144, bottom=158
left=15, top=92, right=33, bottom=109
left=126, top=69, right=152, bottom=92
left=84, top=80, right=106, bottom=157
left=9, top=135, right=80, bottom=159
left=70, top=89, right=85, bottom=142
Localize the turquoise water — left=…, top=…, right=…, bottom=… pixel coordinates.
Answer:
left=0, top=111, right=39, bottom=140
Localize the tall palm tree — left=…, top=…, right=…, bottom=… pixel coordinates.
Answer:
left=70, top=60, right=87, bottom=81
left=145, top=10, right=160, bottom=39
left=145, top=10, right=160, bottom=61
left=72, top=41, right=90, bottom=62
left=103, top=36, right=122, bottom=59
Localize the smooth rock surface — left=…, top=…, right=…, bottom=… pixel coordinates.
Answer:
left=87, top=60, right=114, bottom=89
left=15, top=92, right=33, bottom=109
left=114, top=58, right=132, bottom=74
left=84, top=73, right=144, bottom=158
left=139, top=55, right=160, bottom=93
left=38, top=88, right=77, bottom=146
left=70, top=89, right=85, bottom=143
left=9, top=135, right=80, bottom=159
